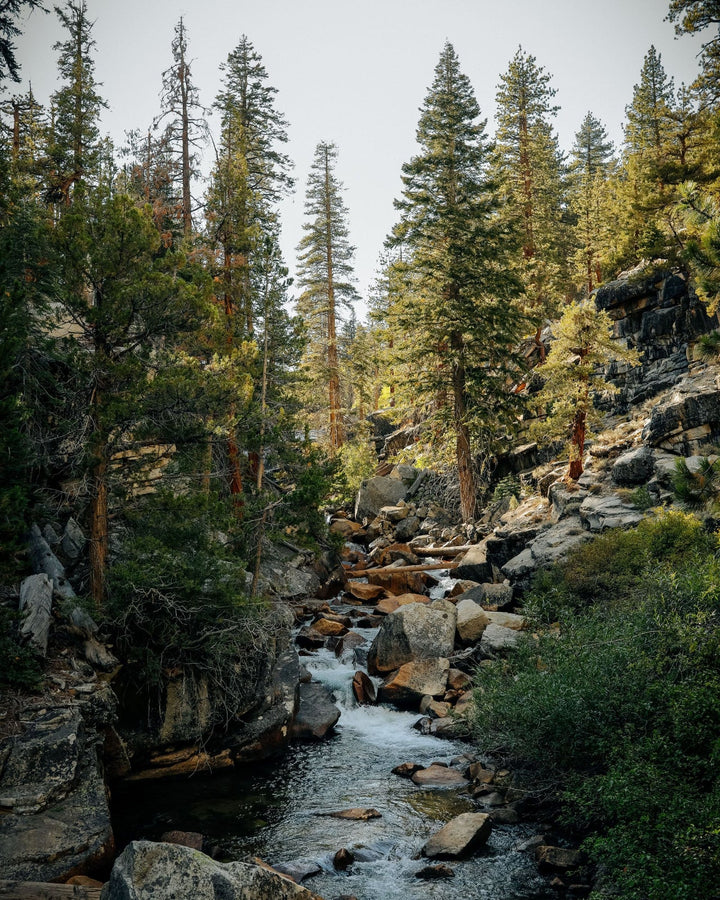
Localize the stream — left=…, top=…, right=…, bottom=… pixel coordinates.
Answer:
left=113, top=574, right=556, bottom=900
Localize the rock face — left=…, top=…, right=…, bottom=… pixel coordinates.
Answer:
left=642, top=369, right=720, bottom=452
left=0, top=707, right=114, bottom=881
left=579, top=494, right=645, bottom=532
left=595, top=267, right=718, bottom=408
left=422, top=812, right=493, bottom=859
left=377, top=657, right=450, bottom=708
left=101, top=841, right=322, bottom=900
left=28, top=522, right=76, bottom=600
left=355, top=475, right=408, bottom=521
left=367, top=602, right=457, bottom=674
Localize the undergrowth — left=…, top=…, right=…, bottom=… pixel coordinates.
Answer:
left=471, top=511, right=720, bottom=899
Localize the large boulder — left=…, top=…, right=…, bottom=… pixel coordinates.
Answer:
left=611, top=445, right=655, bottom=485
left=422, top=812, right=493, bottom=859
left=455, top=599, right=489, bottom=643
left=18, top=573, right=53, bottom=655
left=454, top=540, right=492, bottom=582
left=367, top=600, right=457, bottom=674
left=479, top=623, right=522, bottom=657
left=101, top=841, right=322, bottom=900
left=355, top=475, right=408, bottom=521
left=291, top=682, right=340, bottom=741
left=0, top=708, right=114, bottom=881
left=377, top=657, right=450, bottom=708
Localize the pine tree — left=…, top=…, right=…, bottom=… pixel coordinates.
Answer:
left=625, top=45, right=675, bottom=159
left=206, top=35, right=292, bottom=338
left=47, top=0, right=107, bottom=205
left=533, top=301, right=639, bottom=479
left=52, top=185, right=207, bottom=607
left=205, top=35, right=292, bottom=510
left=154, top=18, right=206, bottom=238
left=667, top=0, right=720, bottom=102
left=296, top=141, right=359, bottom=452
left=568, top=112, right=615, bottom=296
left=390, top=42, right=526, bottom=521
left=0, top=0, right=46, bottom=84
left=494, top=47, right=570, bottom=337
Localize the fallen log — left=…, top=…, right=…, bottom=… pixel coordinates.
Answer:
left=0, top=883, right=102, bottom=900
left=413, top=545, right=476, bottom=558
left=347, top=561, right=458, bottom=578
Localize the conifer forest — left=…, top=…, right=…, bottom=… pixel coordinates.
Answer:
left=1, top=2, right=720, bottom=899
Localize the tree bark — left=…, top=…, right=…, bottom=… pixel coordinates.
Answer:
left=568, top=403, right=587, bottom=480
left=450, top=329, right=476, bottom=522
left=324, top=145, right=343, bottom=451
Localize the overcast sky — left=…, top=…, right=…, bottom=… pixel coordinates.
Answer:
left=16, top=0, right=704, bottom=316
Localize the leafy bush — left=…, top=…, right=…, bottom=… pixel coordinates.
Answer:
left=471, top=512, right=720, bottom=898
left=333, top=436, right=376, bottom=506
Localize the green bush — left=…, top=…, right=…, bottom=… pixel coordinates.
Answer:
left=333, top=436, right=376, bottom=506
left=471, top=512, right=720, bottom=898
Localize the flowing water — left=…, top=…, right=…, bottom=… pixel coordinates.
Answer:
left=113, top=586, right=555, bottom=900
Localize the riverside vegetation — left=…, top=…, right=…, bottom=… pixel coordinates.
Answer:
left=2, top=1, right=720, bottom=898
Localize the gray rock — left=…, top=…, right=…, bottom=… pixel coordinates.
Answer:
left=611, top=446, right=655, bottom=485
left=548, top=483, right=587, bottom=521
left=502, top=518, right=590, bottom=587
left=28, top=523, right=76, bottom=600
left=355, top=475, right=408, bottom=521
left=394, top=515, right=421, bottom=542
left=291, top=682, right=340, bottom=740
left=61, top=517, right=86, bottom=561
left=367, top=602, right=457, bottom=674
left=101, top=841, right=321, bottom=899
left=423, top=812, right=493, bottom=859
left=485, top=611, right=526, bottom=630
left=378, top=657, right=450, bottom=708
left=480, top=624, right=522, bottom=657
left=454, top=540, right=492, bottom=582
left=642, top=371, right=720, bottom=452
left=455, top=599, right=489, bottom=643
left=579, top=494, right=645, bottom=532
left=18, top=573, right=53, bottom=655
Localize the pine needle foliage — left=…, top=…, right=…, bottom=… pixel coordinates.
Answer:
left=389, top=41, right=527, bottom=521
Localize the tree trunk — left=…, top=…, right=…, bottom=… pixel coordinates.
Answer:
left=568, top=404, right=587, bottom=480
left=178, top=20, right=192, bottom=237
left=89, top=416, right=108, bottom=611
left=450, top=330, right=476, bottom=522
left=324, top=146, right=343, bottom=451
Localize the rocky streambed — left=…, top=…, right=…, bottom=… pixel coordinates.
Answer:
left=110, top=547, right=576, bottom=900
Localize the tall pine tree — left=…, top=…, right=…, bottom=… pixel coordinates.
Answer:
left=296, top=141, right=359, bottom=452
left=494, top=47, right=570, bottom=340
left=390, top=42, right=526, bottom=521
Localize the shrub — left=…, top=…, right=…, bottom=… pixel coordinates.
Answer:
left=333, top=436, right=376, bottom=506
left=471, top=512, right=720, bottom=898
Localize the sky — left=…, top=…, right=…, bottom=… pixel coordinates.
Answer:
left=15, top=0, right=705, bottom=317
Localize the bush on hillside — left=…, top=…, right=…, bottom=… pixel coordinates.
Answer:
left=471, top=511, right=720, bottom=898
